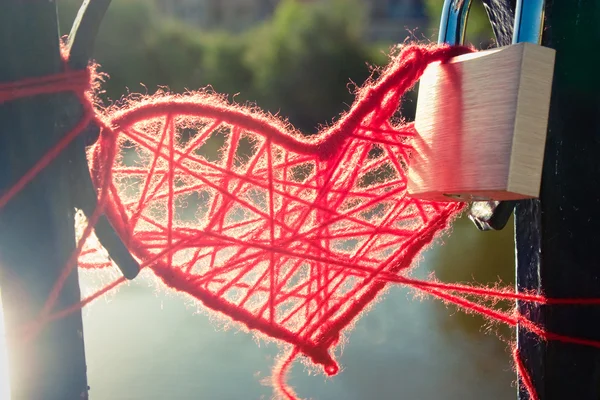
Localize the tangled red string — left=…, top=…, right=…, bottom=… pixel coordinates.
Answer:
left=1, top=43, right=599, bottom=400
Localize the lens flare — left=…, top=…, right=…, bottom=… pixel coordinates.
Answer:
left=0, top=296, right=10, bottom=400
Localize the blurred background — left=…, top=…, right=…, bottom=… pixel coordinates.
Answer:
left=0, top=1, right=516, bottom=399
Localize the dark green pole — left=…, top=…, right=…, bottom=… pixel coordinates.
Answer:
left=515, top=1, right=600, bottom=398
left=479, top=0, right=600, bottom=397
left=0, top=2, right=88, bottom=399
left=480, top=0, right=600, bottom=398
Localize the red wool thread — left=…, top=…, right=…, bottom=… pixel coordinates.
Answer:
left=1, top=43, right=598, bottom=400
left=0, top=68, right=93, bottom=209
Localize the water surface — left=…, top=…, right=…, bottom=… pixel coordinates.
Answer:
left=0, top=218, right=515, bottom=400
left=80, top=246, right=514, bottom=400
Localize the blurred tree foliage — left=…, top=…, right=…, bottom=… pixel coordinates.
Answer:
left=58, top=0, right=387, bottom=132
left=424, top=0, right=495, bottom=47
left=56, top=0, right=495, bottom=126
left=245, top=0, right=375, bottom=132
left=59, top=0, right=163, bottom=97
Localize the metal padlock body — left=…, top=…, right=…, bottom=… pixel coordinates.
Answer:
left=408, top=42, right=555, bottom=202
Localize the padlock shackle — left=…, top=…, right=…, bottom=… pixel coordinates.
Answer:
left=438, top=0, right=471, bottom=45
left=438, top=0, right=546, bottom=46
left=512, top=0, right=546, bottom=44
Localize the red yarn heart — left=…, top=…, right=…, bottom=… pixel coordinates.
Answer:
left=88, top=44, right=469, bottom=396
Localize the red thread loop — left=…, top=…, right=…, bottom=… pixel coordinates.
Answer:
left=514, top=348, right=539, bottom=400
left=0, top=69, right=90, bottom=104
left=0, top=61, right=93, bottom=209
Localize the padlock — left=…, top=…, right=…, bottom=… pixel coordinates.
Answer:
left=407, top=0, right=556, bottom=202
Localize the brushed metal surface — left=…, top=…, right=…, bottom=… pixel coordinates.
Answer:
left=407, top=42, right=555, bottom=202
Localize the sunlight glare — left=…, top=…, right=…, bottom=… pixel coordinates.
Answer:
left=0, top=295, right=10, bottom=400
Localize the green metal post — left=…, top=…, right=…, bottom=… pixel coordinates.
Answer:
left=0, top=2, right=89, bottom=399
